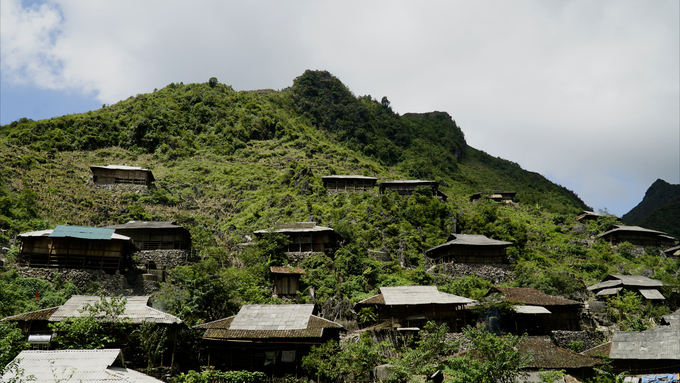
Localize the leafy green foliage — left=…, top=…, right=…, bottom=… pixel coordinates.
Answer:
left=49, top=296, right=131, bottom=349
left=172, top=368, right=266, bottom=383
left=390, top=321, right=456, bottom=380
left=444, top=326, right=532, bottom=383
left=0, top=322, right=28, bottom=370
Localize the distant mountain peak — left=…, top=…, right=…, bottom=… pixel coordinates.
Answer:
left=622, top=179, right=680, bottom=239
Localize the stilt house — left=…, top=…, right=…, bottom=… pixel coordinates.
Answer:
left=597, top=225, right=677, bottom=247
left=254, top=222, right=340, bottom=254
left=16, top=225, right=136, bottom=274
left=587, top=275, right=665, bottom=301
left=90, top=165, right=155, bottom=187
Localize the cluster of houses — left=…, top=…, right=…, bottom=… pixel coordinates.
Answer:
left=3, top=167, right=679, bottom=381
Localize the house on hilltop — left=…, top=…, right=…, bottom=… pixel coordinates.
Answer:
left=254, top=222, right=341, bottom=255
left=322, top=175, right=377, bottom=194
left=484, top=287, right=582, bottom=334
left=2, top=349, right=165, bottom=383
left=16, top=225, right=136, bottom=274
left=587, top=274, right=665, bottom=301
left=597, top=225, right=677, bottom=247
left=425, top=234, right=513, bottom=264
left=90, top=165, right=155, bottom=187
left=379, top=180, right=447, bottom=200
left=575, top=210, right=620, bottom=223
left=193, top=304, right=344, bottom=375
left=469, top=191, right=516, bottom=203
left=354, top=286, right=476, bottom=330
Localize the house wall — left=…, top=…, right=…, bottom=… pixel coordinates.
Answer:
left=92, top=169, right=152, bottom=186
left=324, top=179, right=376, bottom=193
left=273, top=275, right=300, bottom=296
left=114, top=228, right=191, bottom=250
left=429, top=245, right=507, bottom=264
left=285, top=232, right=336, bottom=253
left=603, top=232, right=675, bottom=247
left=373, top=304, right=472, bottom=331
left=18, top=237, right=126, bottom=274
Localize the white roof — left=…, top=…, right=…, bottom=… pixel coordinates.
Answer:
left=596, top=287, right=623, bottom=296
left=380, top=286, right=476, bottom=306
left=230, top=304, right=314, bottom=331
left=1, top=349, right=164, bottom=382
left=49, top=295, right=182, bottom=324
left=513, top=305, right=552, bottom=314
left=639, top=289, right=666, bottom=300
left=92, top=165, right=148, bottom=171
left=17, top=229, right=131, bottom=241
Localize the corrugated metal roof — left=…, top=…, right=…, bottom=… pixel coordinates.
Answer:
left=588, top=275, right=664, bottom=291
left=49, top=295, right=182, bottom=324
left=597, top=225, right=668, bottom=238
left=17, top=229, right=53, bottom=237
left=487, top=287, right=581, bottom=306
left=425, top=234, right=513, bottom=254
left=270, top=266, right=305, bottom=274
left=230, top=304, right=314, bottom=331
left=378, top=286, right=476, bottom=306
left=513, top=305, right=552, bottom=314
left=639, top=289, right=665, bottom=300
left=254, top=222, right=334, bottom=234
left=50, top=225, right=115, bottom=240
left=611, top=330, right=680, bottom=360
left=2, top=349, right=164, bottom=382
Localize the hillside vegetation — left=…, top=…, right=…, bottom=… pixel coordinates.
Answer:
left=1, top=70, right=677, bottom=329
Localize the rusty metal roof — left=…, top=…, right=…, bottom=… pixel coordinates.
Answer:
left=358, top=286, right=475, bottom=306
left=518, top=337, right=604, bottom=368
left=2, top=349, right=164, bottom=382
left=270, top=266, right=306, bottom=274
left=487, top=287, right=581, bottom=306
left=2, top=306, right=59, bottom=322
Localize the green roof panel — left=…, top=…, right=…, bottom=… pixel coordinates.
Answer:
left=49, top=225, right=115, bottom=240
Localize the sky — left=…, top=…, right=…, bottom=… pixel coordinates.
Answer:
left=2, top=0, right=678, bottom=217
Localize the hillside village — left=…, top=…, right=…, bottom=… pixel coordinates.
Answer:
left=1, top=71, right=679, bottom=383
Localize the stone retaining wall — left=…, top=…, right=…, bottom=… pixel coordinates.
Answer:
left=550, top=330, right=608, bottom=352
left=132, top=249, right=190, bottom=270
left=16, top=267, right=129, bottom=296
left=427, top=263, right=514, bottom=284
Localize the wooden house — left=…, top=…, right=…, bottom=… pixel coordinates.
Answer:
left=517, top=337, right=603, bottom=381
left=104, top=221, right=191, bottom=250
left=425, top=234, right=513, bottom=264
left=16, top=225, right=136, bottom=274
left=587, top=274, right=665, bottom=301
left=270, top=266, right=305, bottom=297
left=469, top=191, right=516, bottom=203
left=254, top=222, right=340, bottom=254
left=2, top=295, right=184, bottom=366
left=379, top=180, right=447, bottom=200
left=575, top=210, right=619, bottom=223
left=322, top=175, right=377, bottom=193
left=354, top=286, right=476, bottom=331
left=194, top=304, right=344, bottom=376
left=2, top=349, right=165, bottom=383
left=484, top=287, right=582, bottom=335
left=90, top=165, right=155, bottom=187
left=597, top=225, right=677, bottom=247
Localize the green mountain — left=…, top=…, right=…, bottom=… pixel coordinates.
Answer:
left=622, top=179, right=680, bottom=239
left=1, top=70, right=676, bottom=329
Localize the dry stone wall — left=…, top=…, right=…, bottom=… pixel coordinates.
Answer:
left=550, top=330, right=608, bottom=352
left=16, top=267, right=129, bottom=296
left=132, top=249, right=190, bottom=270
left=427, top=263, right=514, bottom=284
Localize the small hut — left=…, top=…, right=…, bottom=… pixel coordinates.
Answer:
left=254, top=222, right=340, bottom=254
left=379, top=180, right=447, bottom=200
left=194, top=304, right=344, bottom=376
left=587, top=274, right=665, bottom=301
left=597, top=225, right=677, bottom=247
left=270, top=266, right=305, bottom=297
left=355, top=286, right=476, bottom=330
left=575, top=211, right=619, bottom=223
left=425, top=234, right=513, bottom=264
left=90, top=165, right=155, bottom=187
left=16, top=225, right=136, bottom=274
left=322, top=175, right=377, bottom=194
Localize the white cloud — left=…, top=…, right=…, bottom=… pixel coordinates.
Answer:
left=1, top=0, right=678, bottom=215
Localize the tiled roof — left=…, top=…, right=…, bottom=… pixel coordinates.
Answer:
left=194, top=306, right=343, bottom=340
left=488, top=287, right=581, bottom=306
left=357, top=286, right=475, bottom=306
left=582, top=342, right=612, bottom=358
left=2, top=306, right=59, bottom=322
left=1, top=349, right=165, bottom=382
left=610, top=330, right=680, bottom=360
left=518, top=337, right=604, bottom=368
left=230, top=304, right=314, bottom=331
left=48, top=295, right=182, bottom=324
